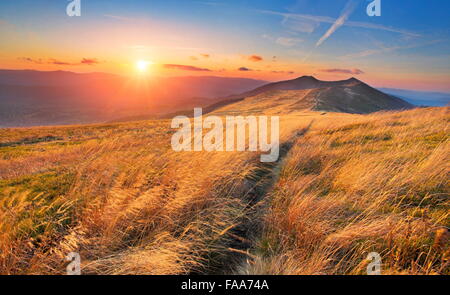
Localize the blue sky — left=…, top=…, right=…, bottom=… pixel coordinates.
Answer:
left=1, top=0, right=449, bottom=91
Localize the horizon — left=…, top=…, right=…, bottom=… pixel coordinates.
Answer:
left=2, top=68, right=450, bottom=95
left=1, top=0, right=449, bottom=92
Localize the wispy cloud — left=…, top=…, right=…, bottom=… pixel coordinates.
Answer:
left=19, top=57, right=100, bottom=66
left=247, top=55, right=263, bottom=62
left=163, top=64, right=212, bottom=71
left=195, top=1, right=225, bottom=7
left=190, top=53, right=210, bottom=60
left=271, top=70, right=295, bottom=74
left=281, top=16, right=319, bottom=34
left=341, top=40, right=442, bottom=59
left=259, top=8, right=420, bottom=38
left=276, top=37, right=303, bottom=47
left=344, top=20, right=420, bottom=37
left=104, top=14, right=136, bottom=22
left=238, top=67, right=253, bottom=71
left=315, top=0, right=358, bottom=47
left=319, top=68, right=364, bottom=75
left=80, top=58, right=100, bottom=65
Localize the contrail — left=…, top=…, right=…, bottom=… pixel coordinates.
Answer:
left=315, top=0, right=358, bottom=47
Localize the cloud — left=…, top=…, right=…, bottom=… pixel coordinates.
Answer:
left=271, top=70, right=295, bottom=74
left=103, top=14, right=136, bottom=22
left=48, top=59, right=77, bottom=65
left=19, top=57, right=100, bottom=66
left=259, top=9, right=419, bottom=38
left=190, top=53, right=210, bottom=60
left=238, top=67, right=252, bottom=71
left=276, top=37, right=303, bottom=47
left=316, top=0, right=358, bottom=47
left=319, top=68, right=364, bottom=75
left=163, top=64, right=212, bottom=71
left=18, top=57, right=44, bottom=64
left=281, top=16, right=319, bottom=34
left=263, top=34, right=302, bottom=48
left=81, top=58, right=100, bottom=65
left=248, top=55, right=263, bottom=62
left=341, top=40, right=442, bottom=59
left=196, top=1, right=225, bottom=7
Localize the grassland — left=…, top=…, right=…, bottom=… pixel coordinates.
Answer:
left=0, top=107, right=448, bottom=275
left=240, top=107, right=449, bottom=275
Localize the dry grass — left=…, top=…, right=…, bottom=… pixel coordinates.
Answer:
left=239, top=107, right=449, bottom=275
left=0, top=115, right=307, bottom=274
left=1, top=108, right=448, bottom=275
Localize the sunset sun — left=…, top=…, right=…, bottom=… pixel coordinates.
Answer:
left=136, top=60, right=153, bottom=72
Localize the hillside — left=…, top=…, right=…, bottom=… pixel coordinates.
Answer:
left=212, top=77, right=413, bottom=115
left=234, top=76, right=358, bottom=98
left=242, top=107, right=449, bottom=275
left=0, top=106, right=448, bottom=275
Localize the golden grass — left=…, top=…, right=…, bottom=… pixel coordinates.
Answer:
left=0, top=107, right=448, bottom=275
left=239, top=107, right=449, bottom=275
left=0, top=115, right=308, bottom=274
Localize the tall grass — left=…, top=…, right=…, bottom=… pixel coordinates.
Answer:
left=241, top=107, right=449, bottom=275
left=1, top=108, right=448, bottom=275
left=0, top=115, right=307, bottom=274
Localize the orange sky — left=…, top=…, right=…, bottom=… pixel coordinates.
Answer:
left=1, top=1, right=449, bottom=92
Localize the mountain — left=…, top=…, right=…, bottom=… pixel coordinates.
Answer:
left=228, top=76, right=357, bottom=98
left=0, top=70, right=266, bottom=127
left=210, top=76, right=414, bottom=115
left=379, top=88, right=450, bottom=107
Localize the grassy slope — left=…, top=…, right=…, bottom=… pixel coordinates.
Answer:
left=0, top=115, right=308, bottom=274
left=241, top=107, right=449, bottom=275
left=0, top=107, right=448, bottom=274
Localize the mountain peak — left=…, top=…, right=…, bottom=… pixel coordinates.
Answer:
left=347, top=77, right=361, bottom=83
left=220, top=75, right=414, bottom=115
left=293, top=75, right=319, bottom=82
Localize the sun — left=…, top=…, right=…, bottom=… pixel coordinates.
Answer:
left=136, top=60, right=153, bottom=72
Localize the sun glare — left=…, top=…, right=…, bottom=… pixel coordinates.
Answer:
left=136, top=60, right=153, bottom=72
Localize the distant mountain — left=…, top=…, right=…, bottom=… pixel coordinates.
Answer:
left=0, top=70, right=266, bottom=127
left=210, top=76, right=414, bottom=115
left=379, top=88, right=450, bottom=107
left=229, top=76, right=360, bottom=98
left=0, top=69, right=117, bottom=86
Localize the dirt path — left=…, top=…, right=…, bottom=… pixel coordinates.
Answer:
left=206, top=121, right=314, bottom=274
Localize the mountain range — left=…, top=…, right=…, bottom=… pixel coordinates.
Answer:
left=209, top=76, right=413, bottom=116
left=379, top=88, right=450, bottom=107
left=0, top=70, right=266, bottom=127
left=0, top=69, right=435, bottom=127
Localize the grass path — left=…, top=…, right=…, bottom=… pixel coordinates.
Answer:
left=211, top=121, right=315, bottom=274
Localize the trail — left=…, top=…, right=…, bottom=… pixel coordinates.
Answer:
left=207, top=120, right=314, bottom=274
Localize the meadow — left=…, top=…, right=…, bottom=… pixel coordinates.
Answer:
left=241, top=107, right=449, bottom=275
left=0, top=107, right=448, bottom=275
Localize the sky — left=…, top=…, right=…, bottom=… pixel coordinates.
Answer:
left=1, top=0, right=450, bottom=92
